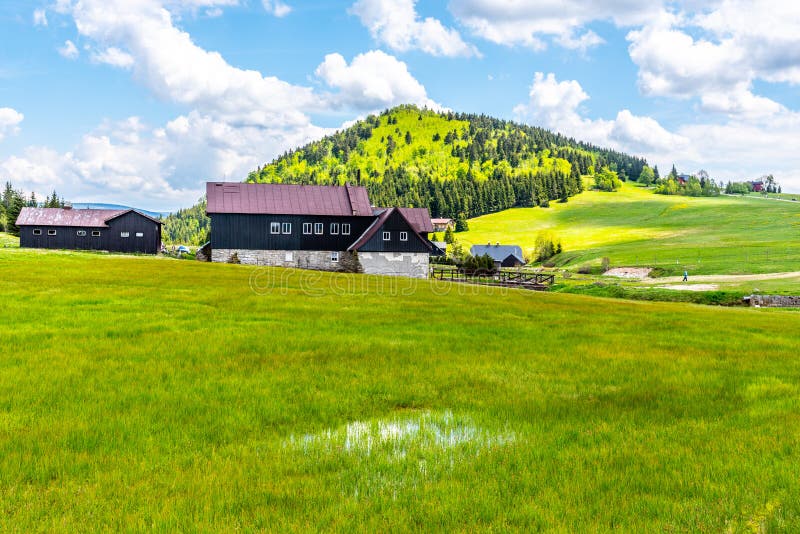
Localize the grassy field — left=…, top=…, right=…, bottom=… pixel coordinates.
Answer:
left=0, top=232, right=19, bottom=248
left=459, top=183, right=800, bottom=275
left=1, top=249, right=800, bottom=530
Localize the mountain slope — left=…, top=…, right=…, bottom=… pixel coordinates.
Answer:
left=165, top=105, right=647, bottom=244
left=247, top=105, right=646, bottom=220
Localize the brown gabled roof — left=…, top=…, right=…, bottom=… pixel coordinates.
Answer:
left=206, top=182, right=373, bottom=217
left=348, top=207, right=434, bottom=252
left=15, top=207, right=162, bottom=228
left=396, top=207, right=434, bottom=233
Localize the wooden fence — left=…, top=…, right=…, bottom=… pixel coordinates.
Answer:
left=429, top=268, right=555, bottom=291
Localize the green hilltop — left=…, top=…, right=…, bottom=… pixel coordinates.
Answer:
left=165, top=105, right=647, bottom=244
left=247, top=105, right=647, bottom=220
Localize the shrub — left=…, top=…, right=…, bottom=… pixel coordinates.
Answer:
left=601, top=257, right=610, bottom=272
left=534, top=231, right=563, bottom=263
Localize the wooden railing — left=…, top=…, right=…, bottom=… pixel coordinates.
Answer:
left=429, top=268, right=555, bottom=290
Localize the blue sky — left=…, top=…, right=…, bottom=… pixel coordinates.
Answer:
left=1, top=0, right=799, bottom=210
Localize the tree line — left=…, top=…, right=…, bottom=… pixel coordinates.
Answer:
left=1, top=182, right=65, bottom=235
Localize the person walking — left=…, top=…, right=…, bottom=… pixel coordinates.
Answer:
left=683, top=270, right=688, bottom=282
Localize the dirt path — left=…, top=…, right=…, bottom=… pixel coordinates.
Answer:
left=641, top=271, right=800, bottom=284
left=655, top=284, right=719, bottom=291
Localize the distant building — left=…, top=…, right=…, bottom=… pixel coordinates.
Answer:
left=16, top=207, right=162, bottom=254
left=206, top=182, right=435, bottom=278
left=470, top=243, right=526, bottom=269
left=749, top=180, right=764, bottom=192
left=431, top=218, right=454, bottom=233
left=676, top=174, right=691, bottom=185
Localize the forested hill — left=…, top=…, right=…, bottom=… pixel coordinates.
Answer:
left=247, top=105, right=647, bottom=221
left=164, top=105, right=647, bottom=244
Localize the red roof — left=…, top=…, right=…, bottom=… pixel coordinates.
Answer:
left=397, top=207, right=433, bottom=233
left=431, top=218, right=452, bottom=224
left=206, top=182, right=373, bottom=217
left=15, top=207, right=161, bottom=228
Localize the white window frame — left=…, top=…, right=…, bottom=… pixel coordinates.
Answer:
left=400, top=231, right=408, bottom=241
left=303, top=223, right=312, bottom=235
left=91, top=231, right=101, bottom=237
left=330, top=223, right=339, bottom=235
left=270, top=222, right=280, bottom=234
left=33, top=229, right=42, bottom=236
left=135, top=232, right=144, bottom=238
left=383, top=231, right=391, bottom=241
left=331, top=251, right=339, bottom=263
left=120, top=232, right=130, bottom=238
left=76, top=230, right=87, bottom=237
left=314, top=223, right=324, bottom=235
left=48, top=229, right=57, bottom=236
left=342, top=223, right=351, bottom=235
left=282, top=222, right=292, bottom=235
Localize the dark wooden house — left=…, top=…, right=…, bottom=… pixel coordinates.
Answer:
left=206, top=182, right=435, bottom=278
left=16, top=207, right=162, bottom=254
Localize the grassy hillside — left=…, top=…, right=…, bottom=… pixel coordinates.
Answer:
left=1, top=249, right=800, bottom=530
left=459, top=182, right=800, bottom=275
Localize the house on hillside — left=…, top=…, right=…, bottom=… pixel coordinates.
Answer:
left=749, top=180, right=764, bottom=192
left=470, top=244, right=526, bottom=269
left=676, top=174, right=691, bottom=185
left=431, top=218, right=454, bottom=233
left=16, top=207, right=162, bottom=254
left=206, top=182, right=435, bottom=278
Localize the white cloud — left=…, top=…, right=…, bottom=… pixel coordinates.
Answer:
left=448, top=0, right=660, bottom=51
left=316, top=51, right=443, bottom=111
left=0, top=108, right=24, bottom=141
left=33, top=8, right=48, bottom=27
left=262, top=0, right=291, bottom=17
left=513, top=72, right=690, bottom=159
left=626, top=2, right=800, bottom=117
left=91, top=47, right=135, bottom=69
left=5, top=0, right=442, bottom=209
left=513, top=72, right=800, bottom=192
left=58, top=40, right=80, bottom=60
left=351, top=0, right=478, bottom=57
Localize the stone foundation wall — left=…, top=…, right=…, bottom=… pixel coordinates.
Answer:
left=211, top=248, right=429, bottom=278
left=212, top=248, right=345, bottom=271
left=358, top=252, right=429, bottom=279
left=746, top=295, right=800, bottom=308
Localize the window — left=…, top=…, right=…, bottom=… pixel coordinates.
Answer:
left=330, top=223, right=339, bottom=235
left=342, top=223, right=351, bottom=235
left=314, top=223, right=323, bottom=235
left=48, top=230, right=57, bottom=236
left=331, top=251, right=339, bottom=263
left=270, top=222, right=280, bottom=234
left=33, top=229, right=42, bottom=236
left=285, top=251, right=293, bottom=262
left=383, top=231, right=391, bottom=241
left=92, top=231, right=101, bottom=237
left=135, top=232, right=144, bottom=238
left=282, top=222, right=292, bottom=235
left=303, top=223, right=312, bottom=235
left=120, top=232, right=130, bottom=238
left=400, top=232, right=408, bottom=241
left=76, top=230, right=87, bottom=237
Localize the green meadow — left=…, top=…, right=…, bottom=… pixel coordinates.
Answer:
left=1, top=249, right=800, bottom=531
left=459, top=183, right=800, bottom=275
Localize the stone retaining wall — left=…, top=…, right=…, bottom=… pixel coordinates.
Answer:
left=212, top=248, right=345, bottom=271
left=359, top=252, right=429, bottom=279
left=746, top=295, right=800, bottom=307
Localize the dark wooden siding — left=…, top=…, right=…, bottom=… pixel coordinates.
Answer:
left=210, top=214, right=374, bottom=251
left=19, top=212, right=161, bottom=254
left=358, top=210, right=430, bottom=253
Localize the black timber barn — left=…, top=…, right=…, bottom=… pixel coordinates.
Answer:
left=206, top=182, right=434, bottom=278
left=16, top=207, right=163, bottom=254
